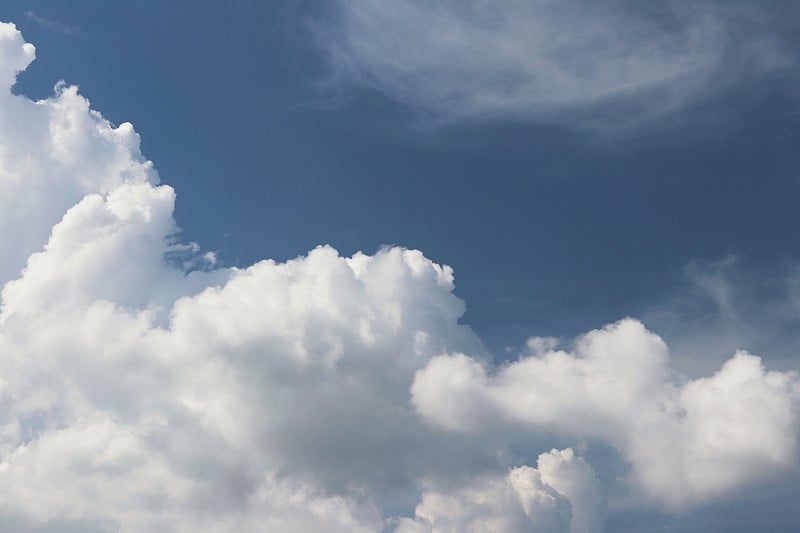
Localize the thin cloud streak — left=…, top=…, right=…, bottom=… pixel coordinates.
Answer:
left=24, top=11, right=80, bottom=36
left=315, top=0, right=796, bottom=134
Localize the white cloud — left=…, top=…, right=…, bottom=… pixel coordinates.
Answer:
left=0, top=415, right=384, bottom=532
left=394, top=448, right=602, bottom=533
left=0, top=22, right=158, bottom=288
left=316, top=0, right=795, bottom=132
left=0, top=20, right=798, bottom=532
left=411, top=319, right=800, bottom=510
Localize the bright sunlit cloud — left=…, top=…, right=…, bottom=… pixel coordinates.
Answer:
left=0, top=20, right=798, bottom=532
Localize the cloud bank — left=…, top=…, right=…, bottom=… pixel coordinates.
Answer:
left=0, top=21, right=798, bottom=531
left=412, top=319, right=800, bottom=510
left=316, top=0, right=795, bottom=132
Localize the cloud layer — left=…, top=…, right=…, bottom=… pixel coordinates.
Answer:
left=317, top=0, right=795, bottom=132
left=0, top=21, right=798, bottom=531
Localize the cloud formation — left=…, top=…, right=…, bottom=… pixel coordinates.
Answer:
left=0, top=20, right=798, bottom=531
left=395, top=448, right=603, bottom=533
left=0, top=23, right=158, bottom=287
left=316, top=0, right=795, bottom=132
left=412, top=319, right=800, bottom=509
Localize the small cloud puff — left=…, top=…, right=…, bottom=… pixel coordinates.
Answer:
left=395, top=448, right=602, bottom=533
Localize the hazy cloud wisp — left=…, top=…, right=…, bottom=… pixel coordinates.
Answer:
left=316, top=0, right=794, bottom=132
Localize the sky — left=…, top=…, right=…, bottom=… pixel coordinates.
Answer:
left=1, top=1, right=800, bottom=531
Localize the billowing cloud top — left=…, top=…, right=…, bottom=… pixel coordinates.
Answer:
left=0, top=21, right=798, bottom=532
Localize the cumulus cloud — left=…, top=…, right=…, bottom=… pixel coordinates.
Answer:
left=316, top=0, right=795, bottom=132
left=0, top=24, right=596, bottom=531
left=0, top=23, right=158, bottom=287
left=0, top=20, right=798, bottom=532
left=394, top=448, right=602, bottom=533
left=412, top=319, right=800, bottom=509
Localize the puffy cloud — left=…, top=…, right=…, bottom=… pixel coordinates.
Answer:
left=316, top=0, right=795, bottom=132
left=0, top=25, right=547, bottom=529
left=0, top=415, right=383, bottom=532
left=412, top=319, right=800, bottom=509
left=0, top=181, right=580, bottom=530
left=0, top=21, right=158, bottom=287
left=0, top=22, right=35, bottom=89
left=0, top=19, right=798, bottom=532
left=394, top=448, right=601, bottom=533
left=0, top=193, right=480, bottom=528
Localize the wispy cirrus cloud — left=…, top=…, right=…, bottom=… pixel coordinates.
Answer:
left=643, top=255, right=800, bottom=376
left=24, top=10, right=80, bottom=36
left=314, top=0, right=797, bottom=133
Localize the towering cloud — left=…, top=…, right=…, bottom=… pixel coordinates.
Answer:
left=0, top=21, right=797, bottom=532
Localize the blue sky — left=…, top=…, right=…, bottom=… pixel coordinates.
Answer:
left=9, top=2, right=800, bottom=352
left=2, top=2, right=800, bottom=531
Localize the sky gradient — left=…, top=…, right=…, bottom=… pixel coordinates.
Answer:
left=1, top=2, right=800, bottom=531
